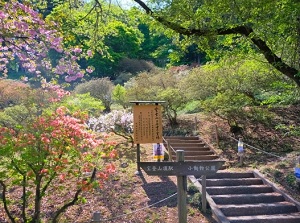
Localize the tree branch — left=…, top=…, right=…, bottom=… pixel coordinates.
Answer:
left=133, top=0, right=300, bottom=87
left=0, top=181, right=16, bottom=223
left=51, top=167, right=97, bottom=223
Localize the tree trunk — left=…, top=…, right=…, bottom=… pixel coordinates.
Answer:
left=32, top=175, right=42, bottom=223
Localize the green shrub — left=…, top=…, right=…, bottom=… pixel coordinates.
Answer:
left=188, top=192, right=202, bottom=209
left=60, top=93, right=104, bottom=116
left=187, top=184, right=199, bottom=195
left=274, top=170, right=283, bottom=179
left=286, top=173, right=297, bottom=188
left=180, top=100, right=202, bottom=114
left=74, top=78, right=114, bottom=112
left=112, top=84, right=129, bottom=109
left=116, top=58, right=156, bottom=75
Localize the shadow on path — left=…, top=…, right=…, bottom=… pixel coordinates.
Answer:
left=139, top=173, right=177, bottom=208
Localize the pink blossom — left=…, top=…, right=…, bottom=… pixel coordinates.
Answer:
left=73, top=47, right=82, bottom=53
left=86, top=67, right=94, bottom=73
left=87, top=50, right=93, bottom=57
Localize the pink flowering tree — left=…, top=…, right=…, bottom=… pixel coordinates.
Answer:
left=0, top=106, right=117, bottom=223
left=0, top=0, right=94, bottom=83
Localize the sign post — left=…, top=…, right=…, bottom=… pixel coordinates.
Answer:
left=130, top=101, right=165, bottom=174
left=139, top=151, right=225, bottom=223
left=176, top=150, right=187, bottom=223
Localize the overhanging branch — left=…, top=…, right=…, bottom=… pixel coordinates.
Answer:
left=133, top=0, right=300, bottom=87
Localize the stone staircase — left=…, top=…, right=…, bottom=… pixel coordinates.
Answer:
left=163, top=136, right=219, bottom=161
left=190, top=170, right=300, bottom=223
left=163, top=136, right=300, bottom=222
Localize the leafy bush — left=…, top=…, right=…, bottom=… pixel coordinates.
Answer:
left=286, top=173, right=297, bottom=188
left=112, top=84, right=129, bottom=109
left=180, top=100, right=202, bottom=114
left=0, top=87, right=64, bottom=129
left=125, top=70, right=189, bottom=127
left=187, top=184, right=199, bottom=195
left=114, top=72, right=134, bottom=85
left=275, top=123, right=300, bottom=137
left=188, top=192, right=202, bottom=209
left=258, top=81, right=300, bottom=105
left=0, top=104, right=37, bottom=129
left=59, top=93, right=104, bottom=116
left=180, top=56, right=290, bottom=128
left=0, top=79, right=29, bottom=109
left=74, top=78, right=114, bottom=112
left=201, top=91, right=252, bottom=127
left=117, top=58, right=156, bottom=74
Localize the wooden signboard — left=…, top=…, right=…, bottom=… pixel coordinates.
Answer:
left=133, top=104, right=163, bottom=144
left=140, top=150, right=225, bottom=223
left=139, top=160, right=225, bottom=176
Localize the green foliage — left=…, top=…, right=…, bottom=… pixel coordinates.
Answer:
left=187, top=184, right=199, bottom=195
left=275, top=124, right=300, bottom=137
left=259, top=82, right=300, bottom=105
left=60, top=93, right=104, bottom=116
left=126, top=70, right=189, bottom=126
left=188, top=192, right=202, bottom=210
left=157, top=87, right=188, bottom=126
left=180, top=100, right=202, bottom=114
left=0, top=84, right=59, bottom=130
left=286, top=173, right=297, bottom=188
left=74, top=78, right=114, bottom=112
left=104, top=21, right=143, bottom=59
left=135, top=0, right=300, bottom=86
left=116, top=58, right=156, bottom=75
left=112, top=84, right=129, bottom=109
left=202, top=91, right=252, bottom=126
left=0, top=105, right=37, bottom=129
left=181, top=56, right=292, bottom=126
left=243, top=107, right=274, bottom=126
left=46, top=2, right=147, bottom=78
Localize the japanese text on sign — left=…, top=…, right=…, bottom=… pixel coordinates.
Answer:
left=144, top=165, right=216, bottom=172
left=133, top=105, right=163, bottom=144
left=139, top=161, right=225, bottom=176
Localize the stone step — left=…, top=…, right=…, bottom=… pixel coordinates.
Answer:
left=219, top=201, right=298, bottom=216
left=227, top=213, right=300, bottom=223
left=170, top=147, right=211, bottom=152
left=169, top=143, right=207, bottom=147
left=163, top=136, right=200, bottom=140
left=171, top=155, right=219, bottom=161
left=204, top=178, right=263, bottom=186
left=206, top=172, right=254, bottom=179
left=211, top=193, right=285, bottom=204
left=171, top=150, right=215, bottom=156
left=165, top=139, right=204, bottom=144
left=206, top=185, right=274, bottom=195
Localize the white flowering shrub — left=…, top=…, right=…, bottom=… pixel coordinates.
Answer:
left=87, top=110, right=133, bottom=145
